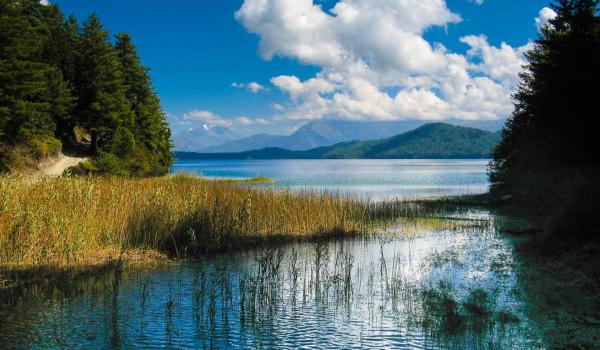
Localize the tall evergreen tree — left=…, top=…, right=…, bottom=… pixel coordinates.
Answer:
left=75, top=14, right=134, bottom=154
left=1, top=1, right=172, bottom=175
left=41, top=9, right=79, bottom=142
left=490, top=0, right=599, bottom=235
left=0, top=0, right=64, bottom=143
left=115, top=33, right=172, bottom=174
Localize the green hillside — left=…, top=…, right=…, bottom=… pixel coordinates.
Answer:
left=176, top=123, right=501, bottom=160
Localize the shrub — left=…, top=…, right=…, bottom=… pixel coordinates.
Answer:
left=111, top=127, right=135, bottom=157
left=28, top=135, right=62, bottom=160
left=93, top=152, right=129, bottom=176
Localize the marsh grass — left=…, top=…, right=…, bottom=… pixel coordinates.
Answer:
left=0, top=174, right=454, bottom=285
left=0, top=175, right=348, bottom=267
left=1, top=212, right=538, bottom=349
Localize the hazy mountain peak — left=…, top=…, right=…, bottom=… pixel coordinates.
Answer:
left=176, top=119, right=505, bottom=153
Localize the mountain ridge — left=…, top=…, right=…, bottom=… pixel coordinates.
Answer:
left=187, top=119, right=505, bottom=153
left=176, top=123, right=501, bottom=160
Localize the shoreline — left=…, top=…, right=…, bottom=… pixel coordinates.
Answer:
left=2, top=176, right=598, bottom=348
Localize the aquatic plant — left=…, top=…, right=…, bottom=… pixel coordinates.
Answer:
left=0, top=174, right=460, bottom=273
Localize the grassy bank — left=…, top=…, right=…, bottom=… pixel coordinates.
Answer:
left=0, top=175, right=451, bottom=276
left=0, top=174, right=482, bottom=307
left=0, top=175, right=360, bottom=269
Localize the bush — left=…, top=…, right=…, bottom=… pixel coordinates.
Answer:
left=111, top=127, right=135, bottom=157
left=544, top=170, right=600, bottom=241
left=0, top=136, right=62, bottom=173
left=93, top=153, right=129, bottom=177
left=28, top=135, right=62, bottom=160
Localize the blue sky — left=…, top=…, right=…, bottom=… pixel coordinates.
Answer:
left=53, top=0, right=554, bottom=137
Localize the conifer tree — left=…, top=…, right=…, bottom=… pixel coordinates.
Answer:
left=0, top=0, right=58, bottom=143
left=490, top=0, right=599, bottom=238
left=1, top=1, right=172, bottom=175
left=490, top=0, right=599, bottom=196
left=75, top=14, right=134, bottom=154
left=115, top=33, right=173, bottom=174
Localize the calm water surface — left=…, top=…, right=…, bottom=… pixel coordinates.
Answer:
left=0, top=209, right=544, bottom=349
left=0, top=161, right=547, bottom=349
left=171, top=159, right=490, bottom=200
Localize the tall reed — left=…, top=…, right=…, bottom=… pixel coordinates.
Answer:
left=1, top=175, right=411, bottom=269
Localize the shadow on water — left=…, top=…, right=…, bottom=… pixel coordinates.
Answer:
left=0, top=208, right=547, bottom=349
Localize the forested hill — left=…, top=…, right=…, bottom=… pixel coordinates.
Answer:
left=0, top=0, right=172, bottom=176
left=176, top=123, right=501, bottom=160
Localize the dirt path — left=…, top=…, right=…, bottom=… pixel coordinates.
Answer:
left=38, top=154, right=88, bottom=177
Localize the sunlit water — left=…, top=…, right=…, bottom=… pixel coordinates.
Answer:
left=0, top=209, right=545, bottom=349
left=171, top=159, right=490, bottom=200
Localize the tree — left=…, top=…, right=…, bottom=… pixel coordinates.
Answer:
left=75, top=14, right=134, bottom=154
left=0, top=0, right=59, bottom=142
left=115, top=33, right=173, bottom=174
left=490, top=0, right=599, bottom=195
left=1, top=2, right=172, bottom=176
left=490, top=0, right=599, bottom=238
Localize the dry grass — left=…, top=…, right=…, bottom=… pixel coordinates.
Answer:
left=0, top=174, right=383, bottom=270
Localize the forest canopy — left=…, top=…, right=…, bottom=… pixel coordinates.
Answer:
left=0, top=0, right=172, bottom=176
left=489, top=0, right=600, bottom=239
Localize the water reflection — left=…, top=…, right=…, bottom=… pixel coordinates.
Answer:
left=0, top=210, right=544, bottom=349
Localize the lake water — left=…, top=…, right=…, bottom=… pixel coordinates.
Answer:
left=0, top=209, right=544, bottom=349
left=171, top=159, right=490, bottom=200
left=1, top=160, right=548, bottom=349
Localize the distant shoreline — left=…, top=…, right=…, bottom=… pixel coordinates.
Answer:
left=174, top=152, right=494, bottom=161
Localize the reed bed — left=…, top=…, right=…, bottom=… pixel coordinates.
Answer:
left=0, top=174, right=445, bottom=270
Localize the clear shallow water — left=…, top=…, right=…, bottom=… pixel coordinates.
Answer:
left=171, top=159, right=490, bottom=200
left=0, top=210, right=545, bottom=349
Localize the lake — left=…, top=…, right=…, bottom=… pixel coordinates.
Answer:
left=0, top=160, right=548, bottom=349
left=0, top=208, right=544, bottom=349
left=172, top=159, right=490, bottom=200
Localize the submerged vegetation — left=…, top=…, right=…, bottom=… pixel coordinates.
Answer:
left=486, top=2, right=600, bottom=348
left=0, top=173, right=483, bottom=307
left=1, top=215, right=543, bottom=349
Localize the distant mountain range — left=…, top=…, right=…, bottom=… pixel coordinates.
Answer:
left=171, top=125, right=242, bottom=151
left=173, top=119, right=505, bottom=153
left=176, top=123, right=501, bottom=160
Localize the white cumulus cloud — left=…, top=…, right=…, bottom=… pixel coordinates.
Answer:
left=535, top=7, right=557, bottom=32
left=234, top=0, right=537, bottom=124
left=460, top=35, right=528, bottom=87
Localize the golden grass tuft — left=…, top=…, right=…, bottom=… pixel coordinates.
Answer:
left=0, top=174, right=381, bottom=269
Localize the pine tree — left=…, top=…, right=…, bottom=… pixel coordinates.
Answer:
left=0, top=0, right=57, bottom=142
left=490, top=0, right=599, bottom=196
left=1, top=1, right=172, bottom=175
left=41, top=8, right=79, bottom=142
left=115, top=33, right=173, bottom=174
left=75, top=14, right=134, bottom=154
left=490, top=0, right=599, bottom=238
